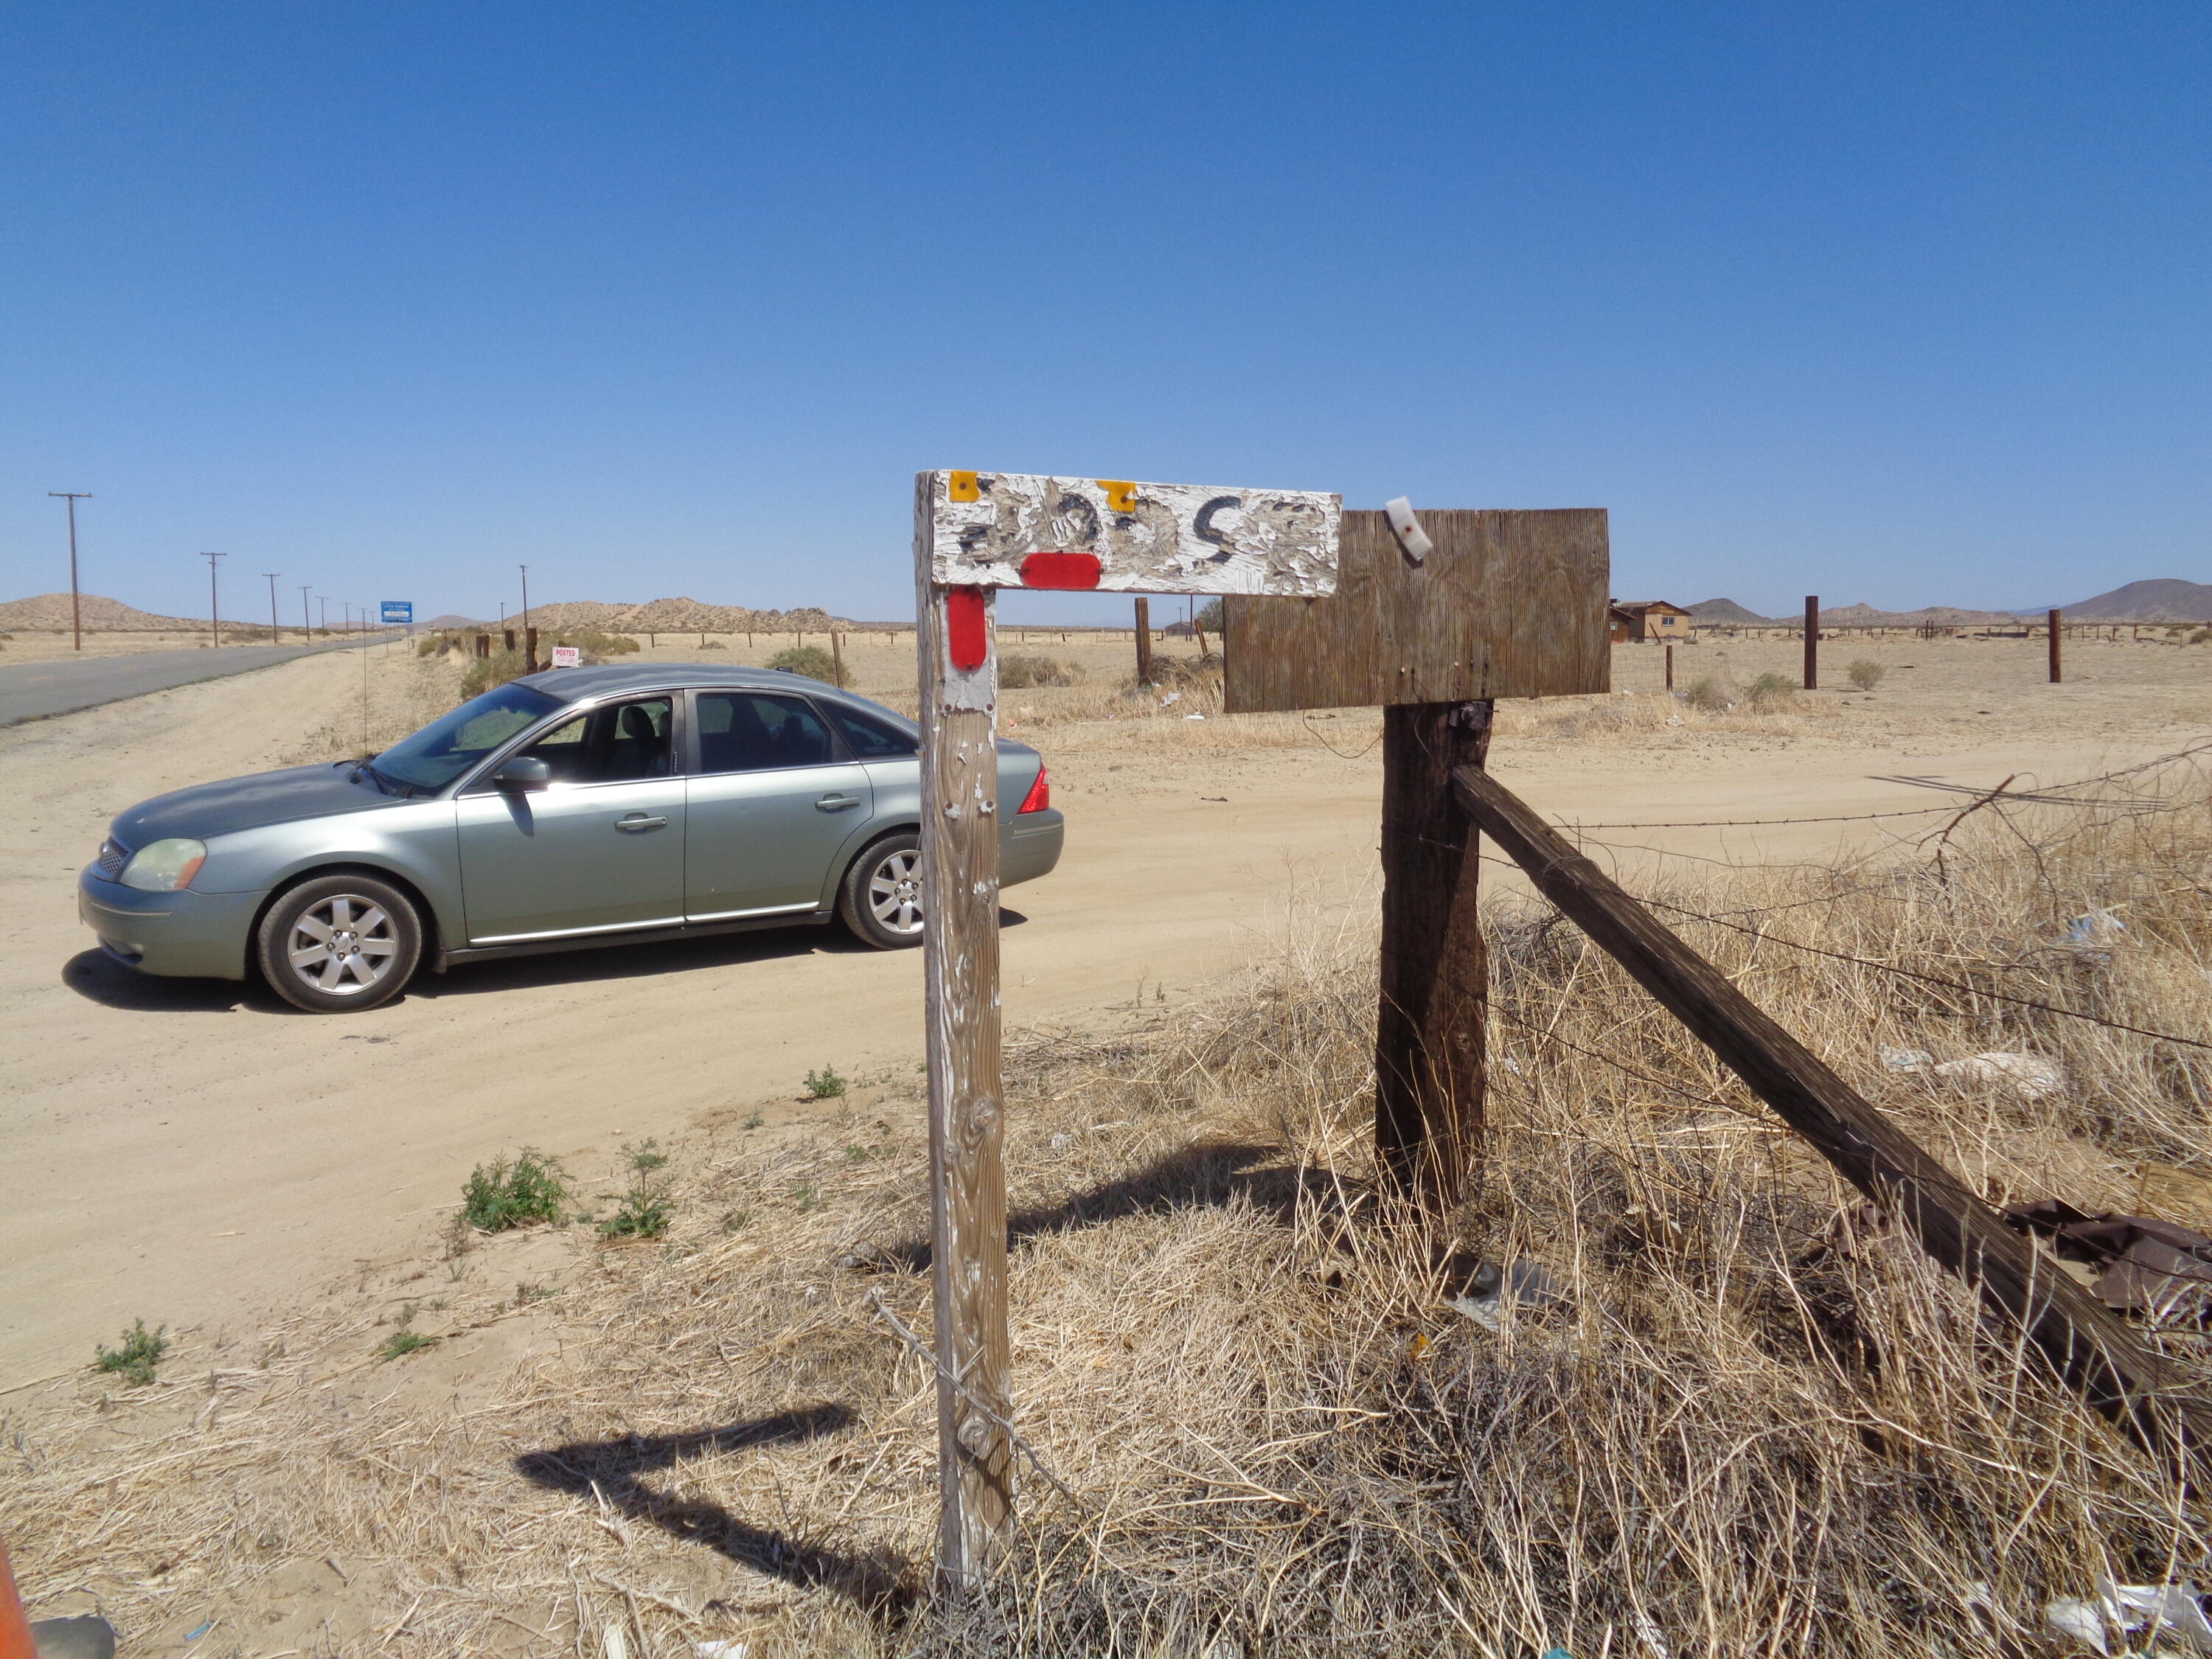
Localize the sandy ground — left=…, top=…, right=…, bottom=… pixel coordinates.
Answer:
left=1, top=630, right=2207, bottom=1387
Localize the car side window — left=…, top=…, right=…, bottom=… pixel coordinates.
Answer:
left=515, top=698, right=674, bottom=785
left=696, top=692, right=835, bottom=774
left=821, top=703, right=919, bottom=759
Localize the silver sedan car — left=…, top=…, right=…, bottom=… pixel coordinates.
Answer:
left=78, top=664, right=1064, bottom=1012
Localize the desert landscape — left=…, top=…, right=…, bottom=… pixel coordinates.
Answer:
left=2, top=610, right=2209, bottom=1652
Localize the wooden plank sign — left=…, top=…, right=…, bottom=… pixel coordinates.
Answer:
left=911, top=467, right=1337, bottom=1584
left=1223, top=507, right=1610, bottom=712
left=923, top=470, right=1340, bottom=596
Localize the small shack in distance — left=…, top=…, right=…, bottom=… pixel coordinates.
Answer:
left=1610, top=599, right=1696, bottom=643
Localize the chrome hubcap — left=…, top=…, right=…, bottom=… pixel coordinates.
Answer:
left=867, top=850, right=924, bottom=936
left=286, top=894, right=397, bottom=995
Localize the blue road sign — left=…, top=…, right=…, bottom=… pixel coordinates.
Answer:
left=380, top=601, right=414, bottom=625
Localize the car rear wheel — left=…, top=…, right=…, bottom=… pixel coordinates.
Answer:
left=839, top=832, right=925, bottom=950
left=257, top=874, right=422, bottom=1012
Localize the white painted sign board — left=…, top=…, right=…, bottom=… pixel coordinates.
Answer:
left=549, top=645, right=581, bottom=668
left=922, top=470, right=1340, bottom=596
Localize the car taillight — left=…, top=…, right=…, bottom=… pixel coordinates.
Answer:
left=1016, top=764, right=1050, bottom=814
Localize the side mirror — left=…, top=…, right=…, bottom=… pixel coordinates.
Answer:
left=493, top=755, right=551, bottom=792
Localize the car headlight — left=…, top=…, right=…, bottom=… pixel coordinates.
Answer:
left=119, top=838, right=208, bottom=892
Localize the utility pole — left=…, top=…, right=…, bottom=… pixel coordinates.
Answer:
left=265, top=573, right=282, bottom=643
left=300, top=585, right=312, bottom=638
left=319, top=597, right=328, bottom=636
left=48, top=493, right=92, bottom=651
left=518, top=564, right=531, bottom=633
left=201, top=552, right=227, bottom=646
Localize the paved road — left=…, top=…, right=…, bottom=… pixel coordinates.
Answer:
left=0, top=639, right=375, bottom=727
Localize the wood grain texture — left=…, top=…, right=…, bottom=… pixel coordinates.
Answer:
left=1222, top=509, right=1609, bottom=712
left=1375, top=701, right=1491, bottom=1206
left=1454, top=762, right=2207, bottom=1462
left=1133, top=597, right=1152, bottom=685
left=1804, top=597, right=1819, bottom=689
left=914, top=476, right=1014, bottom=1578
left=921, top=470, right=1340, bottom=596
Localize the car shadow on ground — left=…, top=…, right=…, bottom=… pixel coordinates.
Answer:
left=60, top=909, right=1029, bottom=1014
left=513, top=1405, right=914, bottom=1613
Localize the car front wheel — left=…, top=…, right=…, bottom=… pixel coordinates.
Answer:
left=839, top=832, right=925, bottom=950
left=257, top=873, right=423, bottom=1012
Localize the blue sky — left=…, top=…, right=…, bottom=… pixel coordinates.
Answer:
left=2, top=1, right=2205, bottom=625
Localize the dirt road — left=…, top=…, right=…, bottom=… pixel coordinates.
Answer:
left=2, top=636, right=2205, bottom=1384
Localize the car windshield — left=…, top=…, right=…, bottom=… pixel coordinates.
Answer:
left=372, top=681, right=563, bottom=790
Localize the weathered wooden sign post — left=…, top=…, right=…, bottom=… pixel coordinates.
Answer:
left=913, top=470, right=1340, bottom=1580
left=1227, top=507, right=1612, bottom=1204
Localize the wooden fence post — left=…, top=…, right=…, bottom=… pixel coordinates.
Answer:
left=1664, top=641, right=1674, bottom=691
left=1134, top=597, right=1152, bottom=684
left=525, top=627, right=538, bottom=672
left=1375, top=700, right=1492, bottom=1207
left=475, top=633, right=490, bottom=659
left=504, top=627, right=516, bottom=653
left=1803, top=596, right=1819, bottom=689
left=832, top=629, right=846, bottom=688
left=914, top=479, right=1014, bottom=1580
left=2049, top=608, right=2063, bottom=684
left=1453, top=763, right=2205, bottom=1461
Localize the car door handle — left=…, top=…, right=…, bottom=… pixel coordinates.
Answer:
left=815, top=794, right=861, bottom=812
left=616, top=813, right=669, bottom=832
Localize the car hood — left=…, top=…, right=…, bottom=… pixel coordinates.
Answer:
left=111, top=764, right=408, bottom=846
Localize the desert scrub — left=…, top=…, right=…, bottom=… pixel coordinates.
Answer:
left=94, top=1318, right=167, bottom=1388
left=1000, top=654, right=1082, bottom=689
left=804, top=1064, right=848, bottom=1099
left=767, top=644, right=846, bottom=686
left=1847, top=658, right=1887, bottom=689
left=1681, top=673, right=1730, bottom=712
left=460, top=1149, right=568, bottom=1231
left=1739, top=668, right=1799, bottom=710
left=599, top=1140, right=672, bottom=1240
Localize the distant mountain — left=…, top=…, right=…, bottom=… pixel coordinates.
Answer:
left=419, top=612, right=484, bottom=630
left=1685, top=598, right=1775, bottom=625
left=0, top=591, right=205, bottom=630
left=2060, top=579, right=2212, bottom=622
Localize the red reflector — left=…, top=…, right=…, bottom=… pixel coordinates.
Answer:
left=1018, top=552, right=1102, bottom=590
left=1017, top=764, right=1050, bottom=813
left=946, top=586, right=988, bottom=670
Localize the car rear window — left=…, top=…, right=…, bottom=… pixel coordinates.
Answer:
left=821, top=704, right=918, bottom=759
left=696, top=692, right=837, bottom=773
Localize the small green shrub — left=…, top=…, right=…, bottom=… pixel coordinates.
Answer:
left=375, top=1329, right=439, bottom=1362
left=95, top=1318, right=167, bottom=1388
left=741, top=1111, right=765, bottom=1130
left=1001, top=654, right=1081, bottom=689
left=2190, top=628, right=2211, bottom=646
left=1739, top=670, right=1799, bottom=711
left=1682, top=675, right=1731, bottom=712
left=461, top=1150, right=569, bottom=1231
left=768, top=644, right=846, bottom=686
left=1846, top=659, right=1886, bottom=690
left=805, top=1065, right=847, bottom=1099
left=599, top=1141, right=672, bottom=1240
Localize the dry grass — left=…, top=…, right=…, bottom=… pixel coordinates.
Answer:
left=8, top=757, right=2212, bottom=1656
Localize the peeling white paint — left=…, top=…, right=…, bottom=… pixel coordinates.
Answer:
left=923, top=471, right=1340, bottom=596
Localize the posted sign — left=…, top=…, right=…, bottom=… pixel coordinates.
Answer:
left=549, top=645, right=581, bottom=669
left=379, top=600, right=413, bottom=625
left=922, top=470, right=1339, bottom=597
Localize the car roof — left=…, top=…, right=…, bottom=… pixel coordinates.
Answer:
left=518, top=662, right=869, bottom=704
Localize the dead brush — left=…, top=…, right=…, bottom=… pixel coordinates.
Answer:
left=6, top=755, right=2212, bottom=1656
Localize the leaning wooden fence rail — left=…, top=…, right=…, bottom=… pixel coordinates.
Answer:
left=1451, top=762, right=2211, bottom=1469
